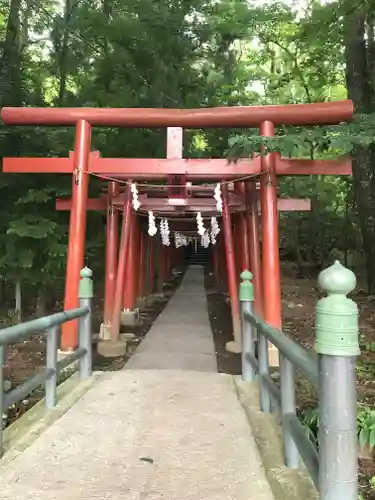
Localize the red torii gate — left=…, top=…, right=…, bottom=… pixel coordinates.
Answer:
left=1, top=101, right=354, bottom=360
left=54, top=182, right=312, bottom=350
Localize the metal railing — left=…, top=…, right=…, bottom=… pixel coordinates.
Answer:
left=0, top=267, right=94, bottom=456
left=239, top=261, right=359, bottom=500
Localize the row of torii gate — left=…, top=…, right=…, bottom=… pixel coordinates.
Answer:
left=1, top=101, right=354, bottom=363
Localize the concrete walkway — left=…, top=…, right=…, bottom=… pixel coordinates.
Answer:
left=126, top=265, right=217, bottom=372
left=0, top=266, right=275, bottom=500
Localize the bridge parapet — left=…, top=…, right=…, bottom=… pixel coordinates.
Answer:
left=0, top=267, right=94, bottom=457
left=239, top=261, right=359, bottom=500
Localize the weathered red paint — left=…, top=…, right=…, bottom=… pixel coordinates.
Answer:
left=219, top=235, right=226, bottom=290
left=232, top=216, right=240, bottom=277
left=103, top=182, right=119, bottom=325
left=212, top=244, right=219, bottom=286
left=260, top=121, right=281, bottom=330
left=123, top=215, right=138, bottom=310
left=239, top=213, right=250, bottom=272
left=135, top=220, right=142, bottom=300
left=220, top=233, right=227, bottom=291
left=166, top=127, right=187, bottom=200
left=167, top=127, right=183, bottom=156
left=234, top=182, right=250, bottom=272
left=138, top=228, right=146, bottom=298
left=61, top=120, right=91, bottom=350
left=222, top=183, right=241, bottom=349
left=148, top=237, right=155, bottom=295
left=164, top=246, right=169, bottom=281
left=158, top=244, right=166, bottom=292
left=111, top=187, right=132, bottom=340
left=4, top=154, right=352, bottom=178
left=1, top=100, right=353, bottom=127
left=245, top=181, right=263, bottom=315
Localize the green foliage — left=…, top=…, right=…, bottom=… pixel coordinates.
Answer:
left=0, top=0, right=371, bottom=306
left=302, top=405, right=375, bottom=452
left=300, top=407, right=319, bottom=447
left=227, top=114, right=375, bottom=159
left=358, top=407, right=375, bottom=451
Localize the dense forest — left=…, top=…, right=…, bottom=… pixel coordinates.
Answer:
left=0, top=0, right=374, bottom=314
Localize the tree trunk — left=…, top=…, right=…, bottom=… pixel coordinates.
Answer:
left=0, top=0, right=22, bottom=107
left=35, top=291, right=47, bottom=317
left=56, top=0, right=73, bottom=104
left=344, top=7, right=375, bottom=291
left=21, top=0, right=31, bottom=50
left=15, top=280, right=22, bottom=322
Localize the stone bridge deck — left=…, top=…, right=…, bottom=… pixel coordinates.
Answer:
left=0, top=266, right=275, bottom=500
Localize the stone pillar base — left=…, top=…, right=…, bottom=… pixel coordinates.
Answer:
left=145, top=295, right=157, bottom=308
left=99, top=322, right=112, bottom=341
left=225, top=340, right=279, bottom=366
left=57, top=349, right=78, bottom=378
left=268, top=344, right=279, bottom=367
left=97, top=339, right=127, bottom=357
left=120, top=309, right=139, bottom=326
left=119, top=332, right=137, bottom=342
left=136, top=297, right=147, bottom=309
left=225, top=340, right=242, bottom=354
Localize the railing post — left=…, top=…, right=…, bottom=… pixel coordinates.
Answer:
left=258, top=329, right=271, bottom=413
left=79, top=267, right=93, bottom=378
left=240, top=270, right=255, bottom=381
left=45, top=325, right=58, bottom=409
left=280, top=354, right=299, bottom=468
left=315, top=261, right=359, bottom=500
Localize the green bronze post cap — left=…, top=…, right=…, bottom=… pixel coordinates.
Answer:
left=315, top=261, right=359, bottom=356
left=79, top=266, right=94, bottom=299
left=239, top=269, right=254, bottom=302
left=318, top=260, right=356, bottom=295
left=80, top=266, right=93, bottom=279
left=240, top=270, right=253, bottom=281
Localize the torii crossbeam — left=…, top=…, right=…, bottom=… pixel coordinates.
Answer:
left=3, top=152, right=351, bottom=178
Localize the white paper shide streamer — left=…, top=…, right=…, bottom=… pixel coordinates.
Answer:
left=148, top=211, right=157, bottom=236
left=201, top=232, right=210, bottom=248
left=160, top=218, right=170, bottom=246
left=174, top=232, right=188, bottom=248
left=210, top=216, right=220, bottom=245
left=214, top=183, right=222, bottom=213
left=131, top=182, right=140, bottom=211
left=196, top=212, right=205, bottom=236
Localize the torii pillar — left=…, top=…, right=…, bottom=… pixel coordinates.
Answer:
left=61, top=120, right=91, bottom=351
left=222, top=183, right=241, bottom=353
left=260, top=121, right=281, bottom=366
left=121, top=212, right=140, bottom=327
left=245, top=180, right=263, bottom=316
left=97, top=185, right=132, bottom=357
left=99, top=181, right=119, bottom=340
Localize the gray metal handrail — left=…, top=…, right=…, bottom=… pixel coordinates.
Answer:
left=0, top=267, right=94, bottom=457
left=239, top=262, right=359, bottom=500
